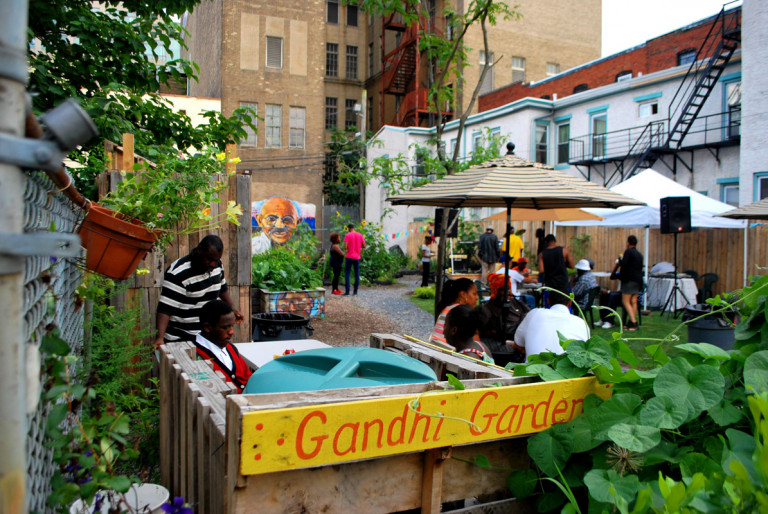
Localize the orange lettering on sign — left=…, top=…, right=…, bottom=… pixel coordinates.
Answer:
left=362, top=419, right=384, bottom=451
left=333, top=422, right=359, bottom=456
left=296, top=410, right=329, bottom=460
left=469, top=391, right=499, bottom=435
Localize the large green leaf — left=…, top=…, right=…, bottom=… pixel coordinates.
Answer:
left=606, top=423, right=661, bottom=452
left=591, top=393, right=643, bottom=440
left=679, top=452, right=722, bottom=480
left=677, top=342, right=732, bottom=361
left=507, top=469, right=538, bottom=499
left=527, top=422, right=574, bottom=477
left=567, top=415, right=602, bottom=453
left=744, top=350, right=768, bottom=394
left=566, top=338, right=612, bottom=369
left=638, top=395, right=688, bottom=429
left=584, top=468, right=640, bottom=504
left=708, top=399, right=744, bottom=426
left=555, top=357, right=589, bottom=379
left=525, top=364, right=566, bottom=382
left=653, top=358, right=725, bottom=418
left=722, top=428, right=757, bottom=482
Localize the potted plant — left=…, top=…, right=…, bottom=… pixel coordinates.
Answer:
left=79, top=148, right=243, bottom=280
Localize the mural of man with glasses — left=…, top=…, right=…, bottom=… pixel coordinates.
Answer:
left=252, top=196, right=300, bottom=254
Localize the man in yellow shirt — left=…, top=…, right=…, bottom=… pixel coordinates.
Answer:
left=501, top=227, right=525, bottom=263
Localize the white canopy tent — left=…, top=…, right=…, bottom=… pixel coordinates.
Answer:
left=556, top=169, right=747, bottom=306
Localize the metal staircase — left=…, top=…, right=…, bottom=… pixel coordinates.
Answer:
left=617, top=5, right=741, bottom=181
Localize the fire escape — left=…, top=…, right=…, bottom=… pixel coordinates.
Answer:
left=381, top=8, right=453, bottom=127
left=570, top=5, right=741, bottom=186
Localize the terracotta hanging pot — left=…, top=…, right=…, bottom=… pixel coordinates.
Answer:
left=78, top=203, right=157, bottom=280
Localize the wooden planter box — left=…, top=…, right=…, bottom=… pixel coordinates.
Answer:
left=251, top=286, right=326, bottom=319
left=158, top=335, right=611, bottom=514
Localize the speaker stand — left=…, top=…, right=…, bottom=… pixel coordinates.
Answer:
left=661, top=232, right=692, bottom=320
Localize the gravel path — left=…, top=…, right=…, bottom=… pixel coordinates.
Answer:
left=310, top=275, right=435, bottom=347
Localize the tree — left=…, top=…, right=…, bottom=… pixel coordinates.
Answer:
left=346, top=0, right=519, bottom=308
left=28, top=0, right=256, bottom=198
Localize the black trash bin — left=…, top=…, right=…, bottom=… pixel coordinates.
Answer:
left=252, top=313, right=314, bottom=342
left=681, top=304, right=737, bottom=350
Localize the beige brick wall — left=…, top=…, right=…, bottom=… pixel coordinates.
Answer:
left=184, top=0, right=223, bottom=98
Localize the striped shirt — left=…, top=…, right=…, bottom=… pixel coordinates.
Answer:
left=157, top=254, right=228, bottom=342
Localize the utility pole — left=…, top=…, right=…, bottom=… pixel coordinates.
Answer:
left=359, top=89, right=367, bottom=221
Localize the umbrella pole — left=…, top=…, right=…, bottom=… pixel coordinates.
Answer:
left=503, top=201, right=512, bottom=301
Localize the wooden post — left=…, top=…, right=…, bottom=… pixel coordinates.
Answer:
left=421, top=446, right=452, bottom=514
left=226, top=143, right=237, bottom=175
left=122, top=133, right=134, bottom=172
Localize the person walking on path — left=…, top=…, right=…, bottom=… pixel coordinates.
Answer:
left=537, top=234, right=575, bottom=298
left=477, top=227, right=499, bottom=285
left=420, top=235, right=433, bottom=288
left=343, top=223, right=366, bottom=295
left=154, top=235, right=243, bottom=349
left=329, top=232, right=345, bottom=295
left=611, top=234, right=643, bottom=331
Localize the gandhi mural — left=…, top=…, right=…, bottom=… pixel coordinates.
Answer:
left=251, top=196, right=316, bottom=254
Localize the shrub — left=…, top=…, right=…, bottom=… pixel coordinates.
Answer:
left=330, top=213, right=402, bottom=284
left=252, top=245, right=323, bottom=292
left=414, top=286, right=436, bottom=299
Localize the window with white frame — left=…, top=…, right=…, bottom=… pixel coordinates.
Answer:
left=725, top=80, right=741, bottom=138
left=510, top=56, right=525, bottom=83
left=756, top=173, right=768, bottom=201
left=326, top=43, right=338, bottom=77
left=616, top=70, right=632, bottom=82
left=240, top=102, right=257, bottom=147
left=677, top=49, right=696, bottom=66
left=289, top=107, right=305, bottom=148
left=591, top=112, right=607, bottom=159
left=478, top=51, right=494, bottom=95
left=535, top=123, right=549, bottom=164
left=346, top=45, right=357, bottom=79
left=347, top=4, right=358, bottom=26
left=546, top=63, right=560, bottom=77
left=472, top=132, right=483, bottom=153
left=449, top=138, right=457, bottom=157
left=327, top=0, right=338, bottom=24
left=265, top=104, right=281, bottom=147
left=557, top=122, right=570, bottom=164
left=639, top=101, right=659, bottom=118
left=325, top=97, right=337, bottom=129
left=721, top=182, right=739, bottom=206
left=266, top=36, right=283, bottom=69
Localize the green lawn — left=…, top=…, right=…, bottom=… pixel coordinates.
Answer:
left=409, top=296, right=690, bottom=369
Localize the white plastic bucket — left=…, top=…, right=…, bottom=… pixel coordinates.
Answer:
left=69, top=483, right=170, bottom=514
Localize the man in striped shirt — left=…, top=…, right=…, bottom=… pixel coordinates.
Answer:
left=154, top=235, right=243, bottom=349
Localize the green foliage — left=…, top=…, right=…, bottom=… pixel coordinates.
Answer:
left=99, top=148, right=243, bottom=251
left=45, top=275, right=160, bottom=509
left=330, top=213, right=404, bottom=283
left=252, top=246, right=323, bottom=292
left=506, top=277, right=768, bottom=512
left=413, top=286, right=436, bottom=299
left=569, top=234, right=592, bottom=262
left=456, top=219, right=484, bottom=268
left=285, top=222, right=322, bottom=263
left=323, top=128, right=369, bottom=206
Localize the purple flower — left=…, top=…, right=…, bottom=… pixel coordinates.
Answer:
left=161, top=496, right=193, bottom=514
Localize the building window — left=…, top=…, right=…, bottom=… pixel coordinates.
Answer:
left=557, top=122, right=570, bottom=164
left=445, top=15, right=455, bottom=41
left=472, top=132, right=483, bottom=153
left=725, top=80, right=741, bottom=139
left=616, top=70, right=632, bottom=82
left=677, top=49, right=696, bottom=66
left=327, top=0, right=338, bottom=24
left=326, top=43, right=338, bottom=77
left=721, top=182, right=739, bottom=206
left=265, top=104, right=281, bottom=147
left=478, top=51, right=494, bottom=95
left=449, top=138, right=457, bottom=157
left=511, top=56, right=525, bottom=83
left=755, top=173, right=768, bottom=201
left=368, top=43, right=374, bottom=78
left=289, top=107, right=305, bottom=149
left=413, top=149, right=426, bottom=177
left=546, top=63, right=560, bottom=77
left=266, top=36, right=283, bottom=69
left=347, top=4, right=358, bottom=26
left=639, top=101, right=659, bottom=118
left=346, top=45, right=358, bottom=79
left=591, top=112, right=607, bottom=159
left=573, top=83, right=589, bottom=94
left=240, top=102, right=257, bottom=147
left=535, top=124, right=549, bottom=164
left=325, top=97, right=337, bottom=129
left=345, top=99, right=357, bottom=129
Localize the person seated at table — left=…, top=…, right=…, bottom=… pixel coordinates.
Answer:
left=478, top=273, right=531, bottom=355
left=428, top=278, right=479, bottom=349
left=194, top=300, right=253, bottom=393
left=498, top=257, right=538, bottom=309
left=444, top=304, right=494, bottom=364
left=598, top=288, right=622, bottom=328
left=571, top=259, right=599, bottom=312
left=511, top=291, right=590, bottom=362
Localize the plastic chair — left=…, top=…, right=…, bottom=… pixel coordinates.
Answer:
left=473, top=279, right=492, bottom=303
left=584, top=286, right=601, bottom=328
left=699, top=273, right=719, bottom=302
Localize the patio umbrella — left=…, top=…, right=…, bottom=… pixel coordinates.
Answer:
left=715, top=197, right=768, bottom=219
left=388, top=149, right=643, bottom=303
left=482, top=208, right=604, bottom=222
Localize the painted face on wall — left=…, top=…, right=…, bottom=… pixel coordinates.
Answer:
left=256, top=197, right=299, bottom=245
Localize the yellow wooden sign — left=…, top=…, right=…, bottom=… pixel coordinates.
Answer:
left=240, top=377, right=610, bottom=475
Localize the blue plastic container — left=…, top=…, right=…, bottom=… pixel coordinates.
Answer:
left=243, top=347, right=437, bottom=394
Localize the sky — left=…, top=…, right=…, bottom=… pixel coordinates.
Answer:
left=602, top=0, right=742, bottom=57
